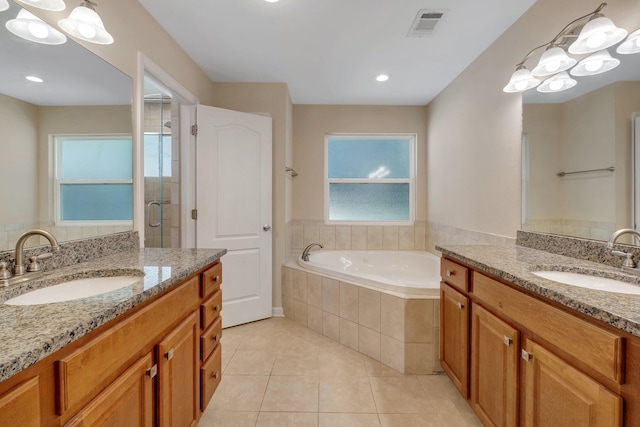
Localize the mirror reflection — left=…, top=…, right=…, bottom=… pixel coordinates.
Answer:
left=0, top=0, right=133, bottom=251
left=521, top=39, right=640, bottom=241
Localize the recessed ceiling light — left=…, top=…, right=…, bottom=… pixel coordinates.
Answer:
left=25, top=75, right=44, bottom=83
left=376, top=74, right=389, bottom=82
left=265, top=0, right=279, bottom=2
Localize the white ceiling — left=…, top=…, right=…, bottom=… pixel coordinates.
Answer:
left=138, top=0, right=537, bottom=105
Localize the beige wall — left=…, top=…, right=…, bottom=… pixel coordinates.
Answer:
left=209, top=82, right=293, bottom=311
left=0, top=94, right=39, bottom=226
left=426, top=0, right=640, bottom=239
left=292, top=105, right=429, bottom=221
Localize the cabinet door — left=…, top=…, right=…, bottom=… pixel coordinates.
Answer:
left=0, top=376, right=40, bottom=427
left=65, top=353, right=154, bottom=427
left=158, top=311, right=199, bottom=427
left=440, top=282, right=470, bottom=398
left=471, top=304, right=518, bottom=427
left=521, top=338, right=622, bottom=427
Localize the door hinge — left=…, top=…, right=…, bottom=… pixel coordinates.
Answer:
left=191, top=124, right=198, bottom=136
left=191, top=209, right=198, bottom=220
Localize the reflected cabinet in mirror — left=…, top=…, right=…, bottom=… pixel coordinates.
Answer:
left=0, top=1, right=132, bottom=251
left=521, top=11, right=640, bottom=241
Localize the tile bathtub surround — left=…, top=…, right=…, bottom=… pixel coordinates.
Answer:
left=203, top=317, right=482, bottom=427
left=426, top=221, right=515, bottom=253
left=287, top=220, right=428, bottom=259
left=517, top=230, right=640, bottom=269
left=0, top=231, right=140, bottom=273
left=282, top=265, right=440, bottom=374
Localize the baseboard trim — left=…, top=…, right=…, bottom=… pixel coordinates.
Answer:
left=272, top=307, right=284, bottom=317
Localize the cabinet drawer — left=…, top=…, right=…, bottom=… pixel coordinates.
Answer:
left=473, top=272, right=624, bottom=383
left=201, top=262, right=222, bottom=299
left=56, top=276, right=200, bottom=416
left=0, top=377, right=40, bottom=427
left=201, top=289, right=222, bottom=330
left=200, top=344, right=222, bottom=412
left=441, top=258, right=469, bottom=292
left=201, top=316, right=222, bottom=362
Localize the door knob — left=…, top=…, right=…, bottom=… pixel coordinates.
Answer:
left=263, top=224, right=272, bottom=231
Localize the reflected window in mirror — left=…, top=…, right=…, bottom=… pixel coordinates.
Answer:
left=54, top=135, right=133, bottom=225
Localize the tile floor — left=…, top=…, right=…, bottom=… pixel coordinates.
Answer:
left=200, top=317, right=482, bottom=427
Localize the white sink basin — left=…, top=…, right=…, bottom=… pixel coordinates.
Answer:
left=4, top=276, right=142, bottom=305
left=532, top=271, right=640, bottom=295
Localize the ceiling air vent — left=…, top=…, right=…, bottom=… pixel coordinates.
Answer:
left=407, top=9, right=448, bottom=37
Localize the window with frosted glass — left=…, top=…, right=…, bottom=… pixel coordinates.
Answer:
left=326, top=135, right=415, bottom=223
left=56, top=136, right=133, bottom=223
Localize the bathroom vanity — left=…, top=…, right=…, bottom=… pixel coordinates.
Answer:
left=0, top=247, right=225, bottom=427
left=439, top=244, right=640, bottom=427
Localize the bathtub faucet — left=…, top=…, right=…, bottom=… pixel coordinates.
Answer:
left=302, top=243, right=323, bottom=261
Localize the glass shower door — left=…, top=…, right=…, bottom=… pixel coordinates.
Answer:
left=143, top=83, right=180, bottom=248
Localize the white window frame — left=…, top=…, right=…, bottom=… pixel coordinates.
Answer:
left=53, top=134, right=134, bottom=227
left=324, top=133, right=417, bottom=226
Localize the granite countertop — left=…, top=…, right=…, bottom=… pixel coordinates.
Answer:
left=0, top=248, right=226, bottom=383
left=437, top=244, right=640, bottom=338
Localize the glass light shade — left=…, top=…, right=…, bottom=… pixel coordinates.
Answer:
left=58, top=5, right=113, bottom=44
left=0, top=0, right=10, bottom=11
left=570, top=49, right=620, bottom=76
left=568, top=16, right=627, bottom=54
left=537, top=71, right=577, bottom=93
left=503, top=67, right=540, bottom=93
left=14, top=0, right=65, bottom=11
left=531, top=47, right=577, bottom=77
left=6, top=9, right=67, bottom=45
left=616, top=29, right=640, bottom=54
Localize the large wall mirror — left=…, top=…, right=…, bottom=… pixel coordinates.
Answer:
left=521, top=22, right=640, bottom=242
left=0, top=0, right=133, bottom=251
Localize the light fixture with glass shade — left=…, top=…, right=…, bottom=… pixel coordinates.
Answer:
left=6, top=8, right=67, bottom=44
left=503, top=66, right=540, bottom=93
left=570, top=49, right=620, bottom=76
left=14, top=0, right=66, bottom=11
left=536, top=71, right=577, bottom=93
left=531, top=46, right=576, bottom=77
left=568, top=15, right=627, bottom=55
left=617, top=29, right=640, bottom=55
left=0, top=0, right=10, bottom=12
left=504, top=3, right=636, bottom=95
left=58, top=0, right=113, bottom=45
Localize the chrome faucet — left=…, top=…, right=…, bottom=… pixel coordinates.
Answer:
left=302, top=243, right=323, bottom=261
left=13, top=229, right=60, bottom=276
left=607, top=228, right=640, bottom=274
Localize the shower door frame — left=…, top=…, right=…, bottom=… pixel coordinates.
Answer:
left=135, top=53, right=199, bottom=248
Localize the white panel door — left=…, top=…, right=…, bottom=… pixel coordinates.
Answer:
left=197, top=105, right=272, bottom=328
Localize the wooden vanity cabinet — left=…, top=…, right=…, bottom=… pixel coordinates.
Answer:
left=199, top=265, right=223, bottom=412
left=470, top=303, right=518, bottom=427
left=0, top=376, right=41, bottom=427
left=440, top=257, right=627, bottom=427
left=158, top=312, right=200, bottom=427
left=0, top=260, right=223, bottom=427
left=440, top=282, right=470, bottom=398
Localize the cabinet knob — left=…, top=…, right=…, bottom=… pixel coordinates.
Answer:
left=214, top=304, right=220, bottom=312
left=146, top=364, right=158, bottom=378
left=212, top=370, right=220, bottom=380
left=521, top=349, right=532, bottom=361
left=456, top=302, right=464, bottom=310
left=166, top=348, right=174, bottom=361
left=446, top=270, right=454, bottom=277
left=503, top=336, right=512, bottom=346
left=213, top=333, right=220, bottom=342
left=212, top=275, right=220, bottom=283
